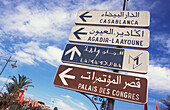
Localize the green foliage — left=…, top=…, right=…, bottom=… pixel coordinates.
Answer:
left=10, top=100, right=42, bottom=110
left=5, top=83, right=15, bottom=94
left=9, top=100, right=27, bottom=110
left=11, top=74, right=34, bottom=91
left=0, top=74, right=34, bottom=110
left=161, top=95, right=170, bottom=110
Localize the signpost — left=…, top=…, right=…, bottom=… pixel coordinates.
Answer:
left=54, top=1, right=150, bottom=109
left=53, top=65, right=148, bottom=105
left=75, top=10, right=150, bottom=27
left=62, top=44, right=149, bottom=74
left=69, top=26, right=150, bottom=49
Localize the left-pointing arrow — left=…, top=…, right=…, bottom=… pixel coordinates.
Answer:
left=73, top=28, right=87, bottom=40
left=59, top=68, right=75, bottom=86
left=79, top=11, right=92, bottom=22
left=64, top=46, right=81, bottom=60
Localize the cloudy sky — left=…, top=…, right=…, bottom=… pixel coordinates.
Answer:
left=0, top=0, right=169, bottom=110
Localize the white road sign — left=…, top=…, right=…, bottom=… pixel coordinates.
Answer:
left=75, top=10, right=150, bottom=27
left=69, top=26, right=150, bottom=48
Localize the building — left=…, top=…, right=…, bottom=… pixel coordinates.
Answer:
left=23, top=97, right=50, bottom=110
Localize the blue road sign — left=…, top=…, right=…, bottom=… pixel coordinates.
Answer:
left=62, top=44, right=149, bottom=74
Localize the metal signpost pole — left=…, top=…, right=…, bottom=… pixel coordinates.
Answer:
left=107, top=0, right=128, bottom=110
left=123, top=0, right=128, bottom=11
left=107, top=98, right=115, bottom=110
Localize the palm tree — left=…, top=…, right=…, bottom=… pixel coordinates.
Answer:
left=11, top=74, right=34, bottom=109
left=5, top=83, right=15, bottom=95
left=0, top=74, right=34, bottom=109
left=10, top=74, right=34, bottom=109
left=161, top=95, right=170, bottom=110
left=0, top=83, right=18, bottom=110
left=0, top=83, right=14, bottom=103
left=11, top=74, right=34, bottom=92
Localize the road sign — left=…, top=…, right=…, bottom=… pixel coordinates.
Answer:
left=62, top=44, right=149, bottom=74
left=75, top=10, right=150, bottom=27
left=53, top=65, right=148, bottom=104
left=69, top=26, right=150, bottom=49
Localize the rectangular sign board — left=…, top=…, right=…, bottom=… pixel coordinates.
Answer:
left=62, top=44, right=149, bottom=74
left=75, top=10, right=150, bottom=27
left=54, top=65, right=148, bottom=104
left=69, top=26, right=150, bottom=49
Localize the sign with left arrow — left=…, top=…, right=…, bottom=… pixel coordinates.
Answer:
left=53, top=65, right=148, bottom=104
left=75, top=10, right=150, bottom=27
left=59, top=68, right=75, bottom=86
left=62, top=44, right=149, bottom=74
left=69, top=26, right=150, bottom=49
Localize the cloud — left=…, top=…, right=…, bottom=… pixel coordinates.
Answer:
left=78, top=0, right=122, bottom=10
left=0, top=0, right=159, bottom=67
left=0, top=0, right=128, bottom=41
left=25, top=93, right=35, bottom=98
left=148, top=97, right=162, bottom=104
left=149, top=57, right=170, bottom=68
left=0, top=77, right=13, bottom=83
left=0, top=47, right=11, bottom=57
left=1, top=0, right=10, bottom=5
left=128, top=0, right=159, bottom=11
left=61, top=95, right=72, bottom=99
left=50, top=95, right=89, bottom=110
left=148, top=65, right=170, bottom=92
left=122, top=63, right=170, bottom=92
left=14, top=41, right=63, bottom=67
left=69, top=100, right=88, bottom=110
left=152, top=33, right=170, bottom=53
left=149, top=32, right=170, bottom=68
left=0, top=1, right=74, bottom=66
left=0, top=77, right=13, bottom=92
left=0, top=3, right=71, bottom=41
left=15, top=51, right=37, bottom=65
left=54, top=99, right=76, bottom=110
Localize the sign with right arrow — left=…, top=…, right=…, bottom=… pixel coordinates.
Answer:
left=53, top=65, right=148, bottom=105
left=69, top=26, right=150, bottom=49
left=62, top=44, right=149, bottom=74
left=75, top=10, right=150, bottom=27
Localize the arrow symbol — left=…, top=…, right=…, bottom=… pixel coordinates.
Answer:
left=73, top=28, right=87, bottom=40
left=64, top=46, right=81, bottom=60
left=79, top=11, right=92, bottom=22
left=59, top=68, right=75, bottom=86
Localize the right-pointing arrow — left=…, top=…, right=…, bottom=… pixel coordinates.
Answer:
left=59, top=68, right=75, bottom=86
left=79, top=11, right=92, bottom=22
left=64, top=46, right=81, bottom=60
left=73, top=28, right=87, bottom=40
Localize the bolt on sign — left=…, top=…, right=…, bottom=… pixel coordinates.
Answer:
left=53, top=65, right=148, bottom=104
left=61, top=44, right=149, bottom=74
left=75, top=10, right=150, bottom=27
left=69, top=26, right=150, bottom=49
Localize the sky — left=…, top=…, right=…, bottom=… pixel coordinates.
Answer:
left=0, top=0, right=170, bottom=110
